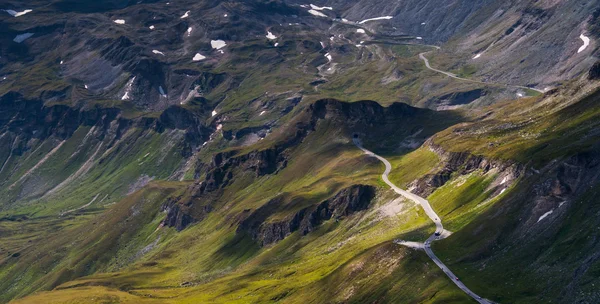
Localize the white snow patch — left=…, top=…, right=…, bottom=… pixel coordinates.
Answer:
left=60, top=60, right=64, bottom=65
left=274, top=43, right=279, bottom=47
left=342, top=18, right=349, bottom=22
left=211, top=40, right=227, bottom=50
left=84, top=85, right=89, bottom=89
left=308, top=9, right=328, bottom=18
left=416, top=36, right=423, bottom=40
left=4, top=9, right=32, bottom=17
left=158, top=86, right=166, bottom=97
left=216, top=124, right=223, bottom=130
left=320, top=41, right=326, bottom=48
left=149, top=25, right=155, bottom=30
left=212, top=110, right=217, bottom=117
left=152, top=50, right=165, bottom=56
left=224, top=14, right=228, bottom=17
left=537, top=210, right=554, bottom=222
left=500, top=188, right=507, bottom=195
left=121, top=76, right=136, bottom=100
left=260, top=111, right=266, bottom=116
left=501, top=177, right=508, bottom=185
left=113, top=19, right=125, bottom=24
left=187, top=27, right=193, bottom=36
left=13, top=33, right=33, bottom=43
left=180, top=11, right=190, bottom=19
left=578, top=34, right=590, bottom=53
left=421, top=22, right=426, bottom=25
left=193, top=53, right=206, bottom=61
left=356, top=29, right=365, bottom=34
left=325, top=53, right=332, bottom=62
left=358, top=16, right=393, bottom=24
left=517, top=92, right=524, bottom=97
left=266, top=31, right=277, bottom=40
left=473, top=53, right=481, bottom=59
left=310, top=4, right=333, bottom=11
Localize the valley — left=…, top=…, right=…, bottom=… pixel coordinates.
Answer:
left=1, top=0, right=600, bottom=303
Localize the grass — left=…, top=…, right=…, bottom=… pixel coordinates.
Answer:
left=388, top=147, right=440, bottom=189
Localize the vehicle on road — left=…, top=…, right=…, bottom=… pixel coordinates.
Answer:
left=434, top=232, right=441, bottom=236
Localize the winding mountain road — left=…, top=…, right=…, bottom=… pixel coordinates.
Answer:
left=418, top=51, right=544, bottom=94
left=353, top=137, right=492, bottom=304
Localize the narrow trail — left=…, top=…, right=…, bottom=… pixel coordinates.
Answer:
left=354, top=137, right=492, bottom=304
left=418, top=50, right=544, bottom=94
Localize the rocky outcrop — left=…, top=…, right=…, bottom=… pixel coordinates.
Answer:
left=161, top=192, right=213, bottom=231
left=588, top=61, right=600, bottom=80
left=237, top=185, right=376, bottom=246
left=0, top=92, right=212, bottom=158
left=409, top=139, right=525, bottom=196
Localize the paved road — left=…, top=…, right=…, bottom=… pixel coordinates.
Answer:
left=354, top=138, right=492, bottom=304
left=418, top=51, right=544, bottom=94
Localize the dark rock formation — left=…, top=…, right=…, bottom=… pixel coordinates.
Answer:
left=409, top=139, right=525, bottom=196
left=161, top=192, right=213, bottom=231
left=588, top=61, right=600, bottom=80
left=237, top=185, right=376, bottom=246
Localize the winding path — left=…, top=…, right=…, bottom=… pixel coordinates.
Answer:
left=353, top=137, right=492, bottom=304
left=418, top=51, right=544, bottom=94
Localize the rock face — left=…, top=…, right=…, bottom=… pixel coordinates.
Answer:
left=0, top=93, right=212, bottom=159
left=588, top=61, right=600, bottom=80
left=409, top=139, right=524, bottom=197
left=237, top=185, right=376, bottom=246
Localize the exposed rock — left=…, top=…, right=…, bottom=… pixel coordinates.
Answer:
left=161, top=194, right=213, bottom=231
left=237, top=185, right=376, bottom=246
left=409, top=139, right=525, bottom=196
left=588, top=61, right=600, bottom=80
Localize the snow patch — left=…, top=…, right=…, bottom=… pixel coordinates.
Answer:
left=500, top=188, right=507, bottom=195
left=537, top=210, right=553, bottom=222
left=266, top=31, right=277, bottom=40
left=158, top=86, right=166, bottom=97
left=13, top=33, right=33, bottom=43
left=224, top=14, right=228, bottom=17
left=149, top=25, right=155, bottom=30
left=211, top=40, right=227, bottom=50
left=416, top=36, right=423, bottom=40
left=578, top=34, right=590, bottom=53
left=356, top=29, right=365, bottom=34
left=358, top=16, right=393, bottom=24
left=121, top=76, right=136, bottom=100
left=60, top=60, right=64, bottom=65
left=193, top=53, right=206, bottom=61
left=4, top=9, right=32, bottom=17
left=187, top=27, right=193, bottom=36
left=212, top=110, right=217, bottom=117
left=152, top=50, right=165, bottom=56
left=325, top=53, right=332, bottom=62
left=113, top=19, right=125, bottom=24
left=180, top=11, right=190, bottom=19
left=310, top=4, right=333, bottom=11
left=274, top=43, right=279, bottom=47
left=308, top=9, right=328, bottom=17
left=260, top=111, right=266, bottom=116
left=473, top=53, right=481, bottom=59
left=501, top=177, right=508, bottom=185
